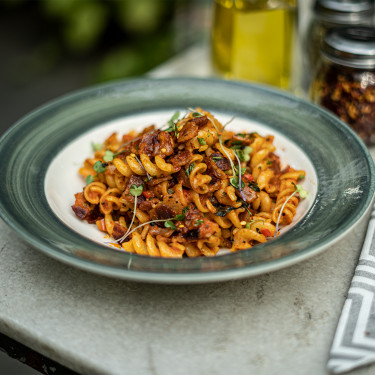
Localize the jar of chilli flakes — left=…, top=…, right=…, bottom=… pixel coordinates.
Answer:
left=310, top=26, right=375, bottom=145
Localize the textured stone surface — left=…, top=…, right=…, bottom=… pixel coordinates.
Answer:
left=0, top=207, right=374, bottom=375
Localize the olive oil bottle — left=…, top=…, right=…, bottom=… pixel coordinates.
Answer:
left=211, top=0, right=297, bottom=89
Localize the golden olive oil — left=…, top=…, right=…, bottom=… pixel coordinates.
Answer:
left=212, top=0, right=297, bottom=89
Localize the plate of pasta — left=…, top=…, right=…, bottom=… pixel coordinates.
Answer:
left=0, top=78, right=374, bottom=283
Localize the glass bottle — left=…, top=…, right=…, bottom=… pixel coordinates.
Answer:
left=211, top=0, right=297, bottom=90
left=310, top=26, right=375, bottom=145
left=303, top=0, right=374, bottom=93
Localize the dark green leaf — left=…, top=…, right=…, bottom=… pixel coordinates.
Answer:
left=185, top=163, right=195, bottom=177
left=198, top=137, right=206, bottom=145
left=164, top=220, right=176, bottom=230
left=93, top=161, right=107, bottom=173
left=173, top=214, right=186, bottom=221
left=86, top=175, right=94, bottom=185
left=230, top=176, right=245, bottom=189
left=214, top=205, right=237, bottom=217
left=249, top=181, right=260, bottom=192
left=182, top=206, right=189, bottom=214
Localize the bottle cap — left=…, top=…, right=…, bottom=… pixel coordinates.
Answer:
left=315, top=0, right=374, bottom=24
left=322, top=26, right=375, bottom=69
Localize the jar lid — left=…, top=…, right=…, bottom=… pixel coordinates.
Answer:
left=322, top=26, right=375, bottom=69
left=314, top=0, right=374, bottom=24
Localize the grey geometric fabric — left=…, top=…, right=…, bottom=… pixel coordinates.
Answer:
left=328, top=206, right=375, bottom=373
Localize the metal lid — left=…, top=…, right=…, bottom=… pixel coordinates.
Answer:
left=322, top=26, right=375, bottom=69
left=314, top=0, right=374, bottom=24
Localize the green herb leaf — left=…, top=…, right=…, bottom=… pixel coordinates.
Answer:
left=249, top=181, right=260, bottom=192
left=129, top=184, right=143, bottom=197
left=173, top=214, right=186, bottom=221
left=214, top=205, right=237, bottom=217
left=103, top=150, right=115, bottom=162
left=245, top=222, right=251, bottom=229
left=86, top=175, right=94, bottom=185
left=198, top=137, right=206, bottom=145
left=230, top=176, right=245, bottom=190
left=167, top=188, right=174, bottom=195
left=185, top=163, right=195, bottom=177
left=93, top=161, right=107, bottom=174
left=182, top=206, right=189, bottom=214
left=195, top=219, right=204, bottom=226
left=212, top=156, right=223, bottom=161
left=166, top=111, right=181, bottom=133
left=234, top=166, right=246, bottom=176
left=164, top=220, right=177, bottom=230
left=235, top=145, right=252, bottom=162
left=192, top=112, right=203, bottom=118
left=91, top=142, right=103, bottom=152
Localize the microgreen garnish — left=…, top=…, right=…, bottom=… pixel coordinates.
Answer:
left=164, top=220, right=177, bottom=230
left=274, top=184, right=308, bottom=238
left=93, top=161, right=107, bottom=174
left=249, top=181, right=260, bottom=192
left=234, top=146, right=252, bottom=162
left=174, top=214, right=186, bottom=221
left=195, top=219, right=204, bottom=226
left=129, top=184, right=143, bottom=197
left=166, top=111, right=181, bottom=133
left=239, top=199, right=252, bottom=220
left=192, top=112, right=203, bottom=118
left=212, top=156, right=223, bottom=161
left=103, top=150, right=115, bottom=162
left=245, top=222, right=251, bottom=229
left=86, top=175, right=94, bottom=185
left=229, top=176, right=245, bottom=189
left=198, top=137, right=206, bottom=145
left=91, top=142, right=103, bottom=152
left=185, top=163, right=195, bottom=177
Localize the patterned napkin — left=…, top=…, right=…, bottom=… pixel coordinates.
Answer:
left=327, top=204, right=375, bottom=373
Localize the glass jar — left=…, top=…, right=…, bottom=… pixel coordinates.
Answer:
left=302, top=0, right=374, bottom=93
left=310, top=27, right=375, bottom=145
left=211, top=0, right=297, bottom=89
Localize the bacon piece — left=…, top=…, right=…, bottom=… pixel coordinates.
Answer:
left=204, top=157, right=227, bottom=180
left=236, top=185, right=257, bottom=204
left=198, top=218, right=219, bottom=239
left=209, top=152, right=231, bottom=171
left=138, top=132, right=157, bottom=156
left=148, top=175, right=172, bottom=186
left=169, top=150, right=193, bottom=168
left=155, top=131, right=174, bottom=156
left=112, top=222, right=127, bottom=240
left=150, top=203, right=176, bottom=221
left=72, top=192, right=95, bottom=221
left=177, top=120, right=199, bottom=143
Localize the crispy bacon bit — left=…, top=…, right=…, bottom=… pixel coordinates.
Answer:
left=112, top=222, right=127, bottom=240
left=72, top=192, right=95, bottom=220
left=138, top=132, right=157, bottom=156
left=178, top=120, right=199, bottom=143
left=190, top=115, right=208, bottom=128
left=204, top=157, right=227, bottom=180
left=211, top=153, right=231, bottom=171
left=156, top=131, right=174, bottom=156
left=198, top=218, right=219, bottom=239
left=150, top=203, right=176, bottom=221
left=169, top=150, right=193, bottom=167
left=236, top=185, right=257, bottom=204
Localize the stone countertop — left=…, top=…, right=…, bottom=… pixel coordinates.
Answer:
left=2, top=43, right=375, bottom=375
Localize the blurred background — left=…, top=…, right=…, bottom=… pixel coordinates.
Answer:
left=0, top=0, right=212, bottom=136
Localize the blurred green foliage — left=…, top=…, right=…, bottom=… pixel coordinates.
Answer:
left=1, top=0, right=209, bottom=83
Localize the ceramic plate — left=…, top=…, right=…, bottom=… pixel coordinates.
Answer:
left=0, top=78, right=374, bottom=283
